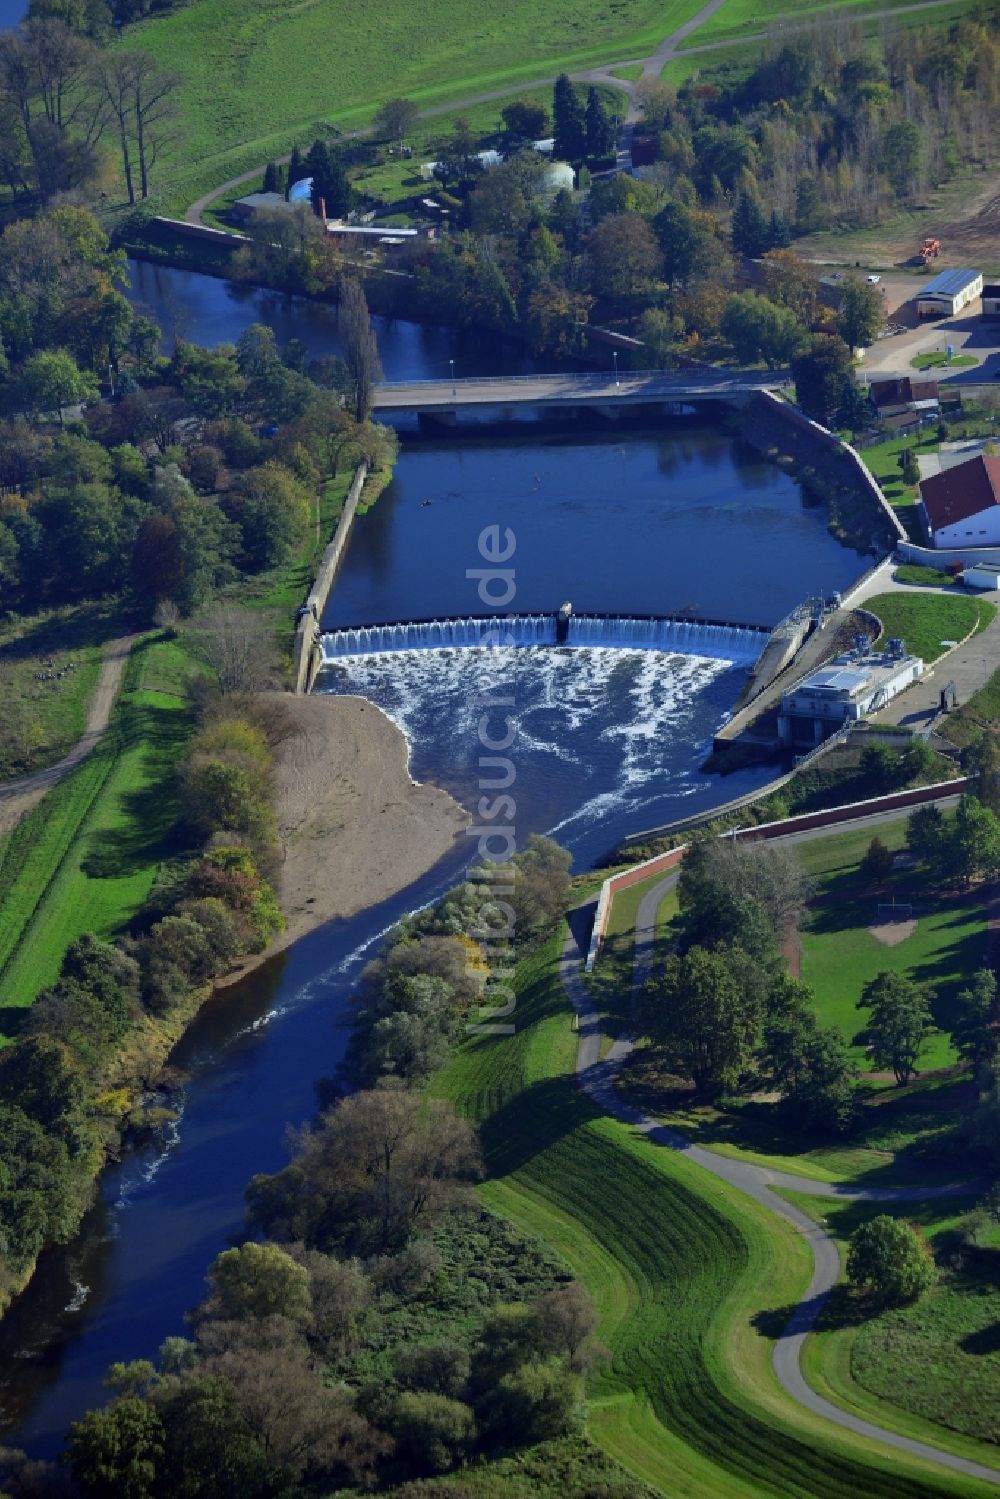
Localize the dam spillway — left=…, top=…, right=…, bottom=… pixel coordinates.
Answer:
left=319, top=614, right=769, bottom=663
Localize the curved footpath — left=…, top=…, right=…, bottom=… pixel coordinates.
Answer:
left=559, top=870, right=1000, bottom=1487
left=0, top=634, right=139, bottom=840
left=185, top=0, right=965, bottom=224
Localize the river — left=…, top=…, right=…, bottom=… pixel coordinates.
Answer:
left=0, top=0, right=26, bottom=27
left=0, top=261, right=868, bottom=1457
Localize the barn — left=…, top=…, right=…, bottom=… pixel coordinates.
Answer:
left=915, top=268, right=983, bottom=318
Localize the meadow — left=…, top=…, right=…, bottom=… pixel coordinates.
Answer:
left=785, top=1190, right=1000, bottom=1466
left=0, top=634, right=197, bottom=1032
left=134, top=0, right=687, bottom=213
left=0, top=605, right=118, bottom=782
left=432, top=927, right=990, bottom=1497
left=676, top=0, right=974, bottom=50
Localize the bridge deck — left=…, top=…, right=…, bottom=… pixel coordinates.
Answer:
left=372, top=370, right=784, bottom=412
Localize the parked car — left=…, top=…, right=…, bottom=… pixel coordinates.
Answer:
left=866, top=273, right=882, bottom=284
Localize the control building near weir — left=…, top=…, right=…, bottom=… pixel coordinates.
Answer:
left=778, top=642, right=924, bottom=747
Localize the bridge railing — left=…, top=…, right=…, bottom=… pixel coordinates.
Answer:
left=374, top=370, right=779, bottom=391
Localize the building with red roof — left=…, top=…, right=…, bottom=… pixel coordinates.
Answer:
left=918, top=453, right=1000, bottom=547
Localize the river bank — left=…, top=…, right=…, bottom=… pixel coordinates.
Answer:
left=216, top=693, right=470, bottom=990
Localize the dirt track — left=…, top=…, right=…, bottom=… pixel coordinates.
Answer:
left=0, top=635, right=139, bottom=839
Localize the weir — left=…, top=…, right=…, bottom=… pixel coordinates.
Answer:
left=319, top=612, right=769, bottom=663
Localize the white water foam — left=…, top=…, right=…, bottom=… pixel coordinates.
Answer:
left=317, top=644, right=738, bottom=844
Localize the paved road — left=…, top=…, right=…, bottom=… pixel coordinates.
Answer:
left=185, top=0, right=967, bottom=225
left=372, top=368, right=780, bottom=411
left=561, top=840, right=1000, bottom=1486
left=0, top=635, right=138, bottom=839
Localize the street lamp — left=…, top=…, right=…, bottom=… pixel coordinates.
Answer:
left=613, top=349, right=619, bottom=389
left=450, top=358, right=456, bottom=397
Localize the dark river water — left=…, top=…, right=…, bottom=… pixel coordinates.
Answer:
left=0, top=0, right=26, bottom=27
left=0, top=263, right=867, bottom=1458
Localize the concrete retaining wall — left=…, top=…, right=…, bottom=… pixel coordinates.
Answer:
left=899, top=539, right=1000, bottom=569
left=756, top=391, right=907, bottom=544
left=587, top=775, right=968, bottom=968
left=294, top=462, right=368, bottom=694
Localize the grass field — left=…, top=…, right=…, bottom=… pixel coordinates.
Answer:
left=782, top=1191, right=1000, bottom=1466
left=864, top=590, right=995, bottom=663
left=0, top=634, right=197, bottom=1032
left=0, top=604, right=123, bottom=783
left=431, top=929, right=990, bottom=1497
left=134, top=0, right=688, bottom=213
left=797, top=813, right=986, bottom=1072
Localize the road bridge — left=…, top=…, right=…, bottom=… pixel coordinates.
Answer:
left=372, top=369, right=785, bottom=414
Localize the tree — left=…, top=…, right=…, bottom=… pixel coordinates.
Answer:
left=16, top=348, right=96, bottom=423
left=247, top=1090, right=481, bottom=1255
left=947, top=794, right=1000, bottom=885
left=847, top=1215, right=937, bottom=1304
left=951, top=970, right=998, bottom=1071
left=389, top=1392, right=475, bottom=1474
left=683, top=837, right=810, bottom=938
left=500, top=97, right=548, bottom=148
left=584, top=87, right=614, bottom=160
left=585, top=213, right=661, bottom=300
left=882, top=119, right=922, bottom=201
left=479, top=1360, right=578, bottom=1445
left=189, top=604, right=279, bottom=693
left=206, top=1242, right=312, bottom=1325
left=373, top=96, right=419, bottom=146
left=766, top=975, right=858, bottom=1135
left=838, top=274, right=882, bottom=352
left=262, top=160, right=281, bottom=193
left=90, top=50, right=179, bottom=203
left=552, top=74, right=585, bottom=162
left=961, top=733, right=1000, bottom=817
left=762, top=249, right=819, bottom=325
left=68, top=1396, right=165, bottom=1499
left=791, top=333, right=854, bottom=426
left=231, top=459, right=311, bottom=569
left=641, top=944, right=762, bottom=1095
left=858, top=971, right=932, bottom=1085
left=730, top=192, right=770, bottom=258
left=306, top=138, right=352, bottom=219
left=907, top=802, right=945, bottom=865
left=898, top=446, right=920, bottom=485
left=720, top=291, right=806, bottom=368
left=338, top=277, right=382, bottom=422
left=860, top=835, right=894, bottom=882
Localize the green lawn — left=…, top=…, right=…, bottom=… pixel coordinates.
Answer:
left=782, top=1191, right=1000, bottom=1468
left=0, top=604, right=123, bottom=783
left=864, top=590, right=995, bottom=664
left=431, top=930, right=989, bottom=1497
left=894, top=564, right=957, bottom=588
left=0, top=635, right=197, bottom=1031
left=798, top=817, right=986, bottom=1072
left=133, top=0, right=686, bottom=214
left=609, top=63, right=645, bottom=79
left=912, top=353, right=979, bottom=371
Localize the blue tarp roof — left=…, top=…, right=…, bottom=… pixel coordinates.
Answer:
left=289, top=176, right=313, bottom=201
left=919, top=267, right=981, bottom=298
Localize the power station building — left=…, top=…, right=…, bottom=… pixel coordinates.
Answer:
left=778, top=642, right=924, bottom=747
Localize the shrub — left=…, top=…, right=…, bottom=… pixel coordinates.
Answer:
left=847, top=1215, right=937, bottom=1304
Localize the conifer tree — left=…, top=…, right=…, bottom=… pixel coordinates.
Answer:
left=553, top=75, right=586, bottom=162
left=585, top=88, right=615, bottom=161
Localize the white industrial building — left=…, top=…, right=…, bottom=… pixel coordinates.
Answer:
left=915, top=268, right=983, bottom=317
left=778, top=643, right=924, bottom=747
left=963, top=564, right=1000, bottom=591
left=983, top=283, right=1000, bottom=319
left=918, top=454, right=1000, bottom=548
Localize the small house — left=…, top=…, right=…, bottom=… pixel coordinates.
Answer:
left=982, top=283, right=1000, bottom=319
left=232, top=191, right=297, bottom=221
left=918, top=453, right=1000, bottom=547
